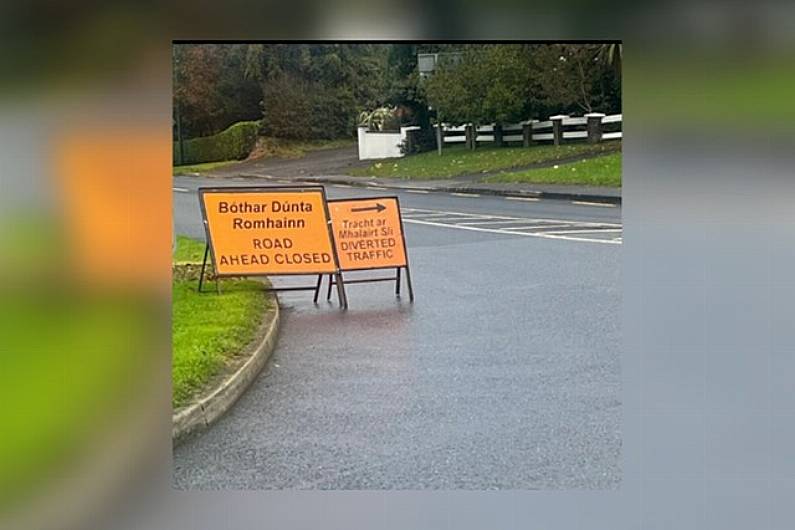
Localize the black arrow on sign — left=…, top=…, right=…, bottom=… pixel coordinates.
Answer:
left=351, top=203, right=386, bottom=213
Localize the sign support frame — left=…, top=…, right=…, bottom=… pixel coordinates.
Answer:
left=323, top=195, right=414, bottom=304
left=197, top=185, right=348, bottom=309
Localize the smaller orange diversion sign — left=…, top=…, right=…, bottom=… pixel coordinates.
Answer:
left=328, top=197, right=408, bottom=271
left=199, top=187, right=338, bottom=276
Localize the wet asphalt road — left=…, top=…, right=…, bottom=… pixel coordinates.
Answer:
left=172, top=175, right=621, bottom=489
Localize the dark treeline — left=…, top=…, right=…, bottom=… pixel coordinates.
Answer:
left=173, top=43, right=621, bottom=141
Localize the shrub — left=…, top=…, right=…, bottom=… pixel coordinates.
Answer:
left=359, top=107, right=401, bottom=132
left=259, top=76, right=313, bottom=141
left=259, top=76, right=356, bottom=141
left=400, top=126, right=438, bottom=155
left=174, top=120, right=260, bottom=165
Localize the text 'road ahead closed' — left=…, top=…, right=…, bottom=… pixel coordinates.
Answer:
left=200, top=188, right=338, bottom=275
left=328, top=197, right=407, bottom=271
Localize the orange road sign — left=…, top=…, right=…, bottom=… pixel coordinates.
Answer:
left=199, top=187, right=339, bottom=276
left=328, top=196, right=408, bottom=271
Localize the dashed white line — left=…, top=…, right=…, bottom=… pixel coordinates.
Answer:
left=367, top=186, right=388, bottom=191
left=451, top=192, right=481, bottom=198
left=571, top=201, right=616, bottom=208
left=332, top=184, right=353, bottom=188
left=505, top=196, right=540, bottom=202
left=405, top=189, right=430, bottom=194
left=173, top=187, right=189, bottom=193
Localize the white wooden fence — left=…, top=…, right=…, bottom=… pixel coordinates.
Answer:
left=440, top=113, right=622, bottom=148
left=356, top=113, right=622, bottom=160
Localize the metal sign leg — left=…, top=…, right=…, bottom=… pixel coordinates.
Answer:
left=313, top=274, right=323, bottom=303
left=404, top=265, right=414, bottom=302
left=197, top=244, right=209, bottom=293
left=335, top=272, right=348, bottom=309
left=326, top=273, right=334, bottom=302
left=395, top=267, right=401, bottom=296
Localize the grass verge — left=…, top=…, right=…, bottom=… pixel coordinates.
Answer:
left=172, top=236, right=272, bottom=408
left=485, top=152, right=622, bottom=187
left=173, top=160, right=240, bottom=175
left=348, top=142, right=619, bottom=180
left=173, top=234, right=207, bottom=263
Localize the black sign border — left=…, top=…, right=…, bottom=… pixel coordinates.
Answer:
left=196, top=185, right=348, bottom=308
left=323, top=195, right=414, bottom=303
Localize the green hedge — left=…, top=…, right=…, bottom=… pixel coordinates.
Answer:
left=173, top=120, right=260, bottom=165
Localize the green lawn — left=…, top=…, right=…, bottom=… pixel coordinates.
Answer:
left=249, top=136, right=355, bottom=159
left=172, top=237, right=272, bottom=408
left=485, top=152, right=622, bottom=187
left=348, top=142, right=619, bottom=180
left=173, top=234, right=207, bottom=263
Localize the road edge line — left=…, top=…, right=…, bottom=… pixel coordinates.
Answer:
left=172, top=296, right=281, bottom=446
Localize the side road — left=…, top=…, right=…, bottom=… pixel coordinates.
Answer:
left=208, top=145, right=370, bottom=178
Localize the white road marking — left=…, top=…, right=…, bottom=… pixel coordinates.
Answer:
left=367, top=186, right=388, bottom=191
left=410, top=216, right=486, bottom=223
left=456, top=219, right=546, bottom=226
left=403, top=207, right=621, bottom=227
left=571, top=201, right=616, bottom=208
left=400, top=207, right=621, bottom=245
left=451, top=192, right=481, bottom=198
left=405, top=189, right=430, bottom=194
left=500, top=224, right=588, bottom=231
left=403, top=212, right=483, bottom=220
left=333, top=184, right=353, bottom=188
left=173, top=187, right=189, bottom=193
left=505, top=196, right=540, bottom=202
left=403, top=218, right=621, bottom=245
left=542, top=228, right=624, bottom=235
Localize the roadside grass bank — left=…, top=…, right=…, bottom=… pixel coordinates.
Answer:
left=348, top=142, right=620, bottom=180
left=485, top=151, right=622, bottom=187
left=247, top=136, right=355, bottom=160
left=172, top=236, right=272, bottom=408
